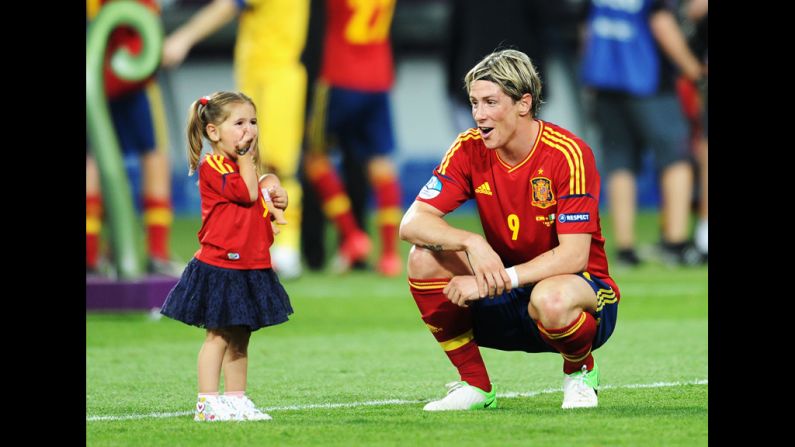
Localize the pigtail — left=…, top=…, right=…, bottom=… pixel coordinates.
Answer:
left=186, top=98, right=206, bottom=176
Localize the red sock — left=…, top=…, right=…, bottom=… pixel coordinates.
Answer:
left=306, top=156, right=360, bottom=239
left=373, top=176, right=401, bottom=256
left=537, top=312, right=598, bottom=374
left=86, top=195, right=103, bottom=268
left=143, top=196, right=172, bottom=260
left=409, top=278, right=491, bottom=392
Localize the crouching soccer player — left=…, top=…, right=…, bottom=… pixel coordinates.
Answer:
left=400, top=49, right=620, bottom=410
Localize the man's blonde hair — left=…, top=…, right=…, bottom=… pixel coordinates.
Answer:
left=464, top=49, right=543, bottom=117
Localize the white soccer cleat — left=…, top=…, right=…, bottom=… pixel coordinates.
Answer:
left=271, top=245, right=302, bottom=280
left=562, top=363, right=599, bottom=409
left=222, top=395, right=272, bottom=421
left=423, top=381, right=497, bottom=411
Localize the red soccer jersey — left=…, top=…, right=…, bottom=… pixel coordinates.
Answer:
left=416, top=121, right=620, bottom=298
left=194, top=154, right=274, bottom=270
left=320, top=0, right=395, bottom=91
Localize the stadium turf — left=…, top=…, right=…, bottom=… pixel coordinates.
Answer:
left=87, top=211, right=707, bottom=446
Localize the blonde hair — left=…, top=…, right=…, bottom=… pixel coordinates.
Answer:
left=464, top=49, right=544, bottom=117
left=185, top=91, right=259, bottom=175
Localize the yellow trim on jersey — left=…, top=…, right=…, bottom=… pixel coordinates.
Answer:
left=541, top=128, right=586, bottom=194
left=205, top=154, right=234, bottom=175
left=538, top=312, right=586, bottom=340
left=323, top=194, right=351, bottom=218
left=86, top=216, right=102, bottom=235
left=144, top=208, right=174, bottom=226
left=376, top=207, right=402, bottom=226
left=496, top=121, right=545, bottom=173
left=145, top=82, right=170, bottom=154
left=408, top=279, right=450, bottom=290
left=439, top=129, right=480, bottom=175
left=439, top=329, right=474, bottom=352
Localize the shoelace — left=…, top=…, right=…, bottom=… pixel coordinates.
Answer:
left=569, top=367, right=595, bottom=398
left=444, top=381, right=467, bottom=395
left=236, top=396, right=267, bottom=416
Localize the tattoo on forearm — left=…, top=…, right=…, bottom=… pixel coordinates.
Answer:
left=422, top=244, right=444, bottom=252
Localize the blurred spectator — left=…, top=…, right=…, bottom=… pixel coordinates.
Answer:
left=580, top=0, right=706, bottom=266
left=86, top=0, right=179, bottom=277
left=300, top=0, right=371, bottom=272
left=446, top=0, right=549, bottom=133
left=162, top=0, right=310, bottom=279
left=302, top=0, right=403, bottom=276
left=680, top=0, right=707, bottom=258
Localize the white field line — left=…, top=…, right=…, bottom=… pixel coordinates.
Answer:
left=86, top=378, right=707, bottom=422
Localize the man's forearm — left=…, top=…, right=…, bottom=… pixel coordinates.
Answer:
left=399, top=204, right=482, bottom=252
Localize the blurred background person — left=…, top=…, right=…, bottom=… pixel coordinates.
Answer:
left=678, top=0, right=707, bottom=259
left=302, top=0, right=403, bottom=276
left=580, top=0, right=706, bottom=266
left=162, top=0, right=310, bottom=279
left=445, top=0, right=549, bottom=134
left=86, top=0, right=179, bottom=277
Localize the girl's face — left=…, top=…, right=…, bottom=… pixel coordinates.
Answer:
left=206, top=101, right=258, bottom=160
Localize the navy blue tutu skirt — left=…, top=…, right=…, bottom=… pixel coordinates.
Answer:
left=160, top=258, right=293, bottom=331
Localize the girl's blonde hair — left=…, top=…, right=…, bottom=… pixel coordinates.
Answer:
left=464, top=49, right=544, bottom=117
left=185, top=91, right=259, bottom=175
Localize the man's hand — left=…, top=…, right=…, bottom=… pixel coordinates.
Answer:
left=464, top=235, right=512, bottom=298
left=443, top=275, right=481, bottom=307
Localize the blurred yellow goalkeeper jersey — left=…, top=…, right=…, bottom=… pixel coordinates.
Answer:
left=234, top=0, right=309, bottom=70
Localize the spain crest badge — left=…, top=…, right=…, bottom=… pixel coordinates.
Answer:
left=531, top=177, right=556, bottom=209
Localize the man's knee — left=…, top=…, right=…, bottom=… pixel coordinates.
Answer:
left=529, top=284, right=580, bottom=327
left=407, top=246, right=447, bottom=279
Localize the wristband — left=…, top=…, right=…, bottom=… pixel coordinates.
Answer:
left=505, top=266, right=519, bottom=288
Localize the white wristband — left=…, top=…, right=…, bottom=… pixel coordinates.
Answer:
left=505, top=266, right=519, bottom=288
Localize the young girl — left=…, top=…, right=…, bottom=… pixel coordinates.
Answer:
left=160, top=91, right=293, bottom=422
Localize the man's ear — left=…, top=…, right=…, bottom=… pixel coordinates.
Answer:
left=518, top=93, right=532, bottom=117
left=206, top=123, right=220, bottom=142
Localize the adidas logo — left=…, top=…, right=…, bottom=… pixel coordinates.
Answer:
left=475, top=182, right=492, bottom=196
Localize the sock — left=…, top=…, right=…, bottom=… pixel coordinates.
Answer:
left=86, top=195, right=103, bottom=269
left=537, top=312, right=598, bottom=374
left=223, top=391, right=245, bottom=397
left=373, top=175, right=401, bottom=256
left=143, top=196, right=172, bottom=260
left=305, top=155, right=360, bottom=239
left=409, top=278, right=491, bottom=392
left=198, top=392, right=219, bottom=397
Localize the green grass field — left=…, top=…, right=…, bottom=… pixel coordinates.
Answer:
left=86, top=211, right=707, bottom=446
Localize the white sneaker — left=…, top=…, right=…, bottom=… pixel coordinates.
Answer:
left=271, top=246, right=302, bottom=280
left=223, top=395, right=272, bottom=421
left=561, top=364, right=599, bottom=409
left=695, top=219, right=708, bottom=255
left=423, top=381, right=497, bottom=411
left=194, top=395, right=233, bottom=422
